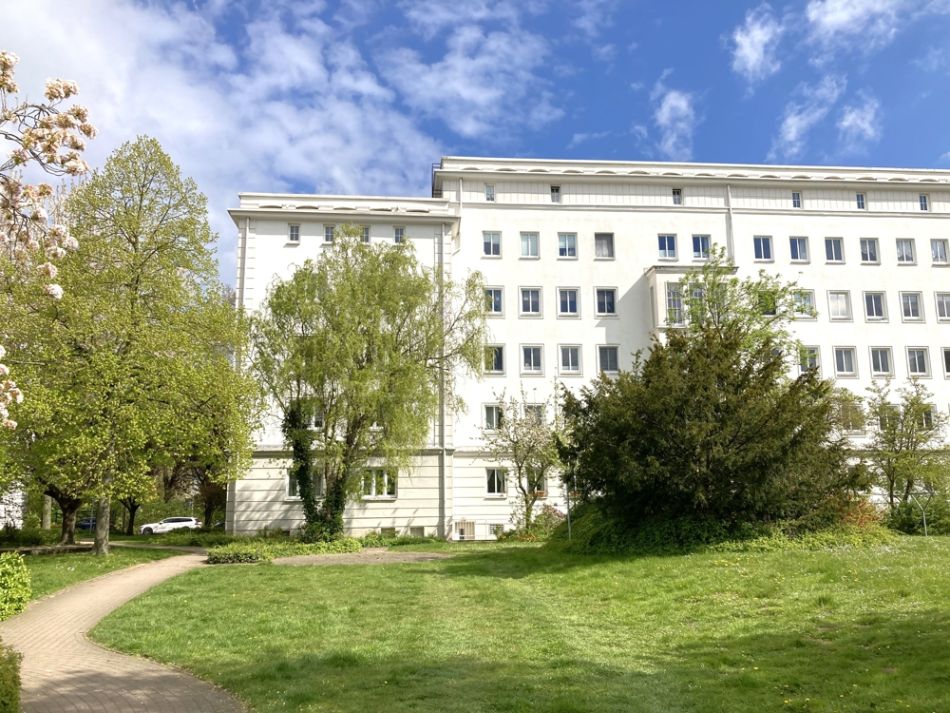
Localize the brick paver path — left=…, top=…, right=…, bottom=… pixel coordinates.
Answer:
left=0, top=554, right=242, bottom=713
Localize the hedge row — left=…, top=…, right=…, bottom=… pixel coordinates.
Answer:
left=206, top=537, right=363, bottom=564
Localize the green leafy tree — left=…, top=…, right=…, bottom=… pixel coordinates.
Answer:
left=251, top=228, right=484, bottom=539
left=562, top=250, right=857, bottom=527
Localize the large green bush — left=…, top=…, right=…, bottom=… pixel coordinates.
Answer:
left=0, top=639, right=20, bottom=713
left=207, top=537, right=362, bottom=564
left=0, top=553, right=30, bottom=620
left=886, top=497, right=950, bottom=535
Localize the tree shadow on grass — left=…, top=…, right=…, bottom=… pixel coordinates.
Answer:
left=190, top=611, right=950, bottom=713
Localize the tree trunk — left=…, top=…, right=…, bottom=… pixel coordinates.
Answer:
left=316, top=474, right=347, bottom=540
left=41, top=495, right=52, bottom=529
left=120, top=496, right=140, bottom=535
left=93, top=497, right=111, bottom=555
left=283, top=399, right=318, bottom=524
left=58, top=502, right=80, bottom=544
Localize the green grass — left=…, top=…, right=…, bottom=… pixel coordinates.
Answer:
left=25, top=547, right=180, bottom=599
left=92, top=537, right=950, bottom=713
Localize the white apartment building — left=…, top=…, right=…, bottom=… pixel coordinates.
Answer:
left=227, top=156, right=950, bottom=539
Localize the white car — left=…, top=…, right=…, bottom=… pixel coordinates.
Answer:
left=140, top=516, right=202, bottom=535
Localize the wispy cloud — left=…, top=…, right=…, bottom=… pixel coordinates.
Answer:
left=567, top=130, right=610, bottom=148
left=837, top=93, right=882, bottom=152
left=729, top=3, right=785, bottom=85
left=651, top=73, right=699, bottom=161
left=573, top=0, right=618, bottom=40
left=768, top=74, right=846, bottom=160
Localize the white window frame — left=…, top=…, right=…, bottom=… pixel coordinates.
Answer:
left=394, top=226, right=405, bottom=244
left=896, top=238, right=916, bottom=265
left=520, top=231, right=540, bottom=259
left=658, top=234, right=677, bottom=260
left=860, top=238, right=879, bottom=264
left=919, top=193, right=930, bottom=211
left=931, top=238, right=949, bottom=265
left=362, top=468, right=397, bottom=500
left=594, top=232, right=614, bottom=259
left=870, top=347, right=894, bottom=377
left=550, top=185, right=561, bottom=203
left=825, top=237, right=844, bottom=263
left=666, top=282, right=685, bottom=326
left=907, top=347, right=931, bottom=377
left=793, top=290, right=816, bottom=319
left=484, top=345, right=504, bottom=375
left=942, top=347, right=950, bottom=378
left=287, top=470, right=300, bottom=499
left=520, top=287, right=542, bottom=316
left=287, top=223, right=300, bottom=243
left=864, top=292, right=887, bottom=322
left=791, top=191, right=802, bottom=208
left=900, top=292, right=924, bottom=322
left=558, top=232, right=578, bottom=259
left=828, top=291, right=852, bottom=321
left=485, top=184, right=495, bottom=202
left=521, top=345, right=543, bottom=375
left=482, top=231, right=501, bottom=257
left=856, top=193, right=866, bottom=210
left=559, top=344, right=582, bottom=375
left=484, top=404, right=503, bottom=431
left=485, top=287, right=504, bottom=316
left=486, top=468, right=507, bottom=497
left=557, top=287, right=579, bottom=317
left=324, top=224, right=335, bottom=243
left=799, top=346, right=821, bottom=375
left=595, top=287, right=617, bottom=316
left=692, top=234, right=710, bottom=260
left=753, top=235, right=773, bottom=261
left=789, top=236, right=809, bottom=263
left=360, top=225, right=370, bottom=243
left=672, top=187, right=683, bottom=205
left=598, top=345, right=620, bottom=374
left=935, top=292, right=950, bottom=321
left=833, top=347, right=858, bottom=377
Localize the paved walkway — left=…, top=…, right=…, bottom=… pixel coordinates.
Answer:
left=275, top=546, right=454, bottom=566
left=0, top=554, right=242, bottom=713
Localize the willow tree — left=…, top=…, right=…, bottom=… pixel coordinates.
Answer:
left=252, top=228, right=484, bottom=539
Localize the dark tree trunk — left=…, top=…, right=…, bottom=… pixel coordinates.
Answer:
left=45, top=486, right=82, bottom=545
left=197, top=475, right=226, bottom=529
left=120, top=496, right=140, bottom=535
left=316, top=474, right=347, bottom=539
left=93, top=497, right=111, bottom=555
left=283, top=399, right=318, bottom=525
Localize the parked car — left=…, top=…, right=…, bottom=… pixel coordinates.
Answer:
left=76, top=517, right=97, bottom=531
left=139, top=517, right=201, bottom=535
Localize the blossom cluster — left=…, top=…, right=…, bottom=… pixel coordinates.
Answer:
left=0, top=50, right=95, bottom=425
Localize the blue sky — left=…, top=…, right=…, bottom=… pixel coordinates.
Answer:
left=4, top=0, right=950, bottom=281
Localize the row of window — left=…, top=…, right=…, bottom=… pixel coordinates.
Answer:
left=287, top=224, right=405, bottom=244
left=753, top=235, right=948, bottom=266
left=485, top=286, right=618, bottom=317
left=482, top=230, right=616, bottom=258
left=801, top=345, right=950, bottom=380
left=483, top=184, right=934, bottom=212
left=484, top=344, right=619, bottom=376
left=484, top=467, right=549, bottom=497
left=287, top=468, right=397, bottom=500
left=752, top=289, right=946, bottom=323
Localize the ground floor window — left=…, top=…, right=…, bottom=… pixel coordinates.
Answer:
left=362, top=468, right=397, bottom=499
left=287, top=468, right=325, bottom=498
left=486, top=468, right=507, bottom=495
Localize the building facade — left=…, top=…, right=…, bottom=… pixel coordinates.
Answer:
left=228, top=156, right=950, bottom=538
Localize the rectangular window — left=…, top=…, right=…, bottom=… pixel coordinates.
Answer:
left=484, top=345, right=504, bottom=374
left=485, top=287, right=503, bottom=315
left=860, top=238, right=879, bottom=264
left=595, top=232, right=614, bottom=258
left=560, top=345, right=581, bottom=374
left=825, top=237, right=844, bottom=263
left=362, top=468, right=396, bottom=499
left=931, top=239, right=949, bottom=264
left=484, top=405, right=502, bottom=431
left=486, top=468, right=506, bottom=495
left=520, top=232, right=539, bottom=258
left=394, top=226, right=405, bottom=244
left=754, top=235, right=773, bottom=260
left=790, top=236, right=809, bottom=262
left=919, top=193, right=929, bottom=211
left=658, top=234, right=677, bottom=259
left=524, top=404, right=545, bottom=423
left=943, top=347, right=950, bottom=377
left=483, top=231, right=501, bottom=256
left=550, top=185, right=561, bottom=203
left=692, top=234, right=710, bottom=259
left=799, top=346, right=820, bottom=374
left=521, top=345, right=543, bottom=374
left=870, top=347, right=893, bottom=376
left=666, top=282, right=684, bottom=325
left=598, top=345, right=619, bottom=373
left=834, top=347, right=857, bottom=377
left=828, top=291, right=852, bottom=321
left=324, top=225, right=335, bottom=243
left=672, top=188, right=683, bottom=205
left=287, top=470, right=299, bottom=498
left=520, top=288, right=541, bottom=315
left=792, top=191, right=802, bottom=208
left=896, top=238, right=916, bottom=264
left=360, top=225, right=370, bottom=243
left=901, top=292, right=923, bottom=321
left=907, top=347, right=930, bottom=376
left=793, top=290, right=816, bottom=317
left=596, top=288, right=616, bottom=315
left=864, top=292, right=886, bottom=321
left=936, top=293, right=950, bottom=320
left=485, top=184, right=495, bottom=202
left=856, top=193, right=866, bottom=210
left=288, top=224, right=300, bottom=243
left=558, top=288, right=578, bottom=316
left=558, top=232, right=577, bottom=258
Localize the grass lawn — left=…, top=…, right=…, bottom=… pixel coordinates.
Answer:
left=25, top=547, right=180, bottom=600
left=92, top=537, right=950, bottom=713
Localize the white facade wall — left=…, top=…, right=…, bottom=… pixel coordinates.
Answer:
left=229, top=158, right=950, bottom=539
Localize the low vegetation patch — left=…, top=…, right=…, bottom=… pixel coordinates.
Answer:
left=357, top=532, right=442, bottom=548
left=206, top=537, right=362, bottom=564
left=0, top=639, right=20, bottom=713
left=0, top=525, right=60, bottom=548
left=0, top=553, right=30, bottom=620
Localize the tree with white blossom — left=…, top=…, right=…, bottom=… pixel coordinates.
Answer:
left=0, top=50, right=95, bottom=429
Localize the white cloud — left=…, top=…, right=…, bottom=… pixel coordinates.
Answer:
left=378, top=25, right=562, bottom=139
left=730, top=4, right=785, bottom=85
left=768, top=75, right=846, bottom=161
left=939, top=150, right=950, bottom=163
left=651, top=74, right=698, bottom=161
left=574, top=0, right=617, bottom=40
left=398, top=0, right=531, bottom=37
left=567, top=130, right=610, bottom=148
left=837, top=94, right=882, bottom=152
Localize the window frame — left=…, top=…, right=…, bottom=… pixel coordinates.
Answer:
left=520, top=344, right=544, bottom=375
left=935, top=292, right=950, bottom=321
left=484, top=345, right=505, bottom=375
left=657, top=233, right=677, bottom=260
left=856, top=192, right=866, bottom=210
left=485, top=184, right=495, bottom=202
left=324, top=224, right=335, bottom=244
left=559, top=344, right=582, bottom=376
left=360, top=225, right=370, bottom=243
left=287, top=223, right=301, bottom=244
left=692, top=234, right=710, bottom=260
left=558, top=232, right=578, bottom=259
left=394, top=226, right=405, bottom=244
left=484, top=286, right=504, bottom=317
left=919, top=193, right=930, bottom=211
left=896, top=238, right=916, bottom=265
left=931, top=238, right=949, bottom=265
left=833, top=346, right=858, bottom=378
left=557, top=287, right=580, bottom=317
left=827, top=290, right=853, bottom=322
left=791, top=191, right=802, bottom=209
left=824, top=237, right=844, bottom=264
left=942, top=347, right=950, bottom=378
left=486, top=468, right=507, bottom=497
left=672, top=187, right=683, bottom=205
left=594, top=232, right=615, bottom=259
left=860, top=237, right=879, bottom=264
left=550, top=185, right=561, bottom=203
left=900, top=291, right=924, bottom=322
left=482, top=231, right=501, bottom=257
left=520, top=231, right=540, bottom=259
left=789, top=236, right=809, bottom=263
left=753, top=235, right=773, bottom=261
left=793, top=289, right=816, bottom=319
left=597, top=345, right=620, bottom=374
left=484, top=404, right=503, bottom=431
left=519, top=287, right=542, bottom=317
left=361, top=468, right=397, bottom=500
left=595, top=287, right=617, bottom=316
left=906, top=347, right=931, bottom=378
left=799, top=346, right=821, bottom=375
left=863, top=291, right=887, bottom=322
left=869, top=347, right=894, bottom=377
